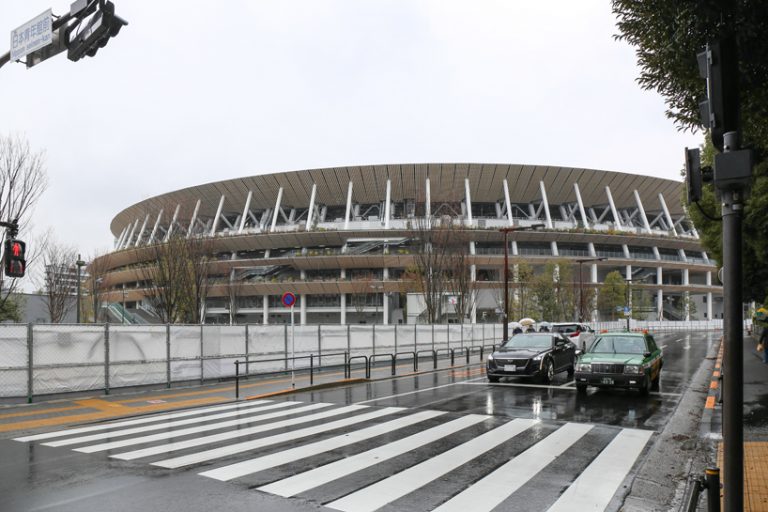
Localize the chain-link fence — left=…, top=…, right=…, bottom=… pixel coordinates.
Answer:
left=0, top=320, right=729, bottom=401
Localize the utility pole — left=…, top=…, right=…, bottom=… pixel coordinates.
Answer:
left=686, top=37, right=753, bottom=512
left=499, top=224, right=544, bottom=342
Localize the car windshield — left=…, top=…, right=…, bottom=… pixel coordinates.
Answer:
left=501, top=334, right=552, bottom=349
left=554, top=324, right=578, bottom=334
left=590, top=336, right=647, bottom=354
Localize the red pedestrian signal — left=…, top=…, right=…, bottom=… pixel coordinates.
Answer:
left=4, top=239, right=26, bottom=278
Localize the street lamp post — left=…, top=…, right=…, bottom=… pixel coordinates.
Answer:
left=500, top=223, right=545, bottom=342
left=575, top=257, right=605, bottom=322
left=75, top=255, right=85, bottom=324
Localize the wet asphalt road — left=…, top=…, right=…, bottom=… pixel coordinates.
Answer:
left=0, top=331, right=717, bottom=512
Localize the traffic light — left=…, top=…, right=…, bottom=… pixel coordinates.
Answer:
left=66, top=1, right=127, bottom=62
left=4, top=239, right=26, bottom=278
left=697, top=37, right=740, bottom=152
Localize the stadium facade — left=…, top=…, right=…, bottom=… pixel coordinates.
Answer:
left=97, top=163, right=722, bottom=325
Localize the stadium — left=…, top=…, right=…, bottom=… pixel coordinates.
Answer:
left=95, top=163, right=722, bottom=325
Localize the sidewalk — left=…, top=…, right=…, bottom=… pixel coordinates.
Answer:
left=702, top=333, right=768, bottom=511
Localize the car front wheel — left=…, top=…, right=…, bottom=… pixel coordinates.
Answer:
left=488, top=375, right=500, bottom=383
left=541, top=359, right=554, bottom=384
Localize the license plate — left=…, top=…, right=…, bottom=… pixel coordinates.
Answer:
left=504, top=365, right=517, bottom=372
left=601, top=377, right=614, bottom=385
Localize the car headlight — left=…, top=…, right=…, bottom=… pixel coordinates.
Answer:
left=623, top=364, right=642, bottom=374
left=576, top=363, right=591, bottom=372
left=487, top=354, right=494, bottom=361
left=532, top=354, right=543, bottom=361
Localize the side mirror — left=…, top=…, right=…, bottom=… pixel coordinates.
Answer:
left=643, top=351, right=651, bottom=358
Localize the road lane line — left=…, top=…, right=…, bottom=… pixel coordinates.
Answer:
left=13, top=400, right=270, bottom=442
left=463, top=381, right=578, bottom=391
left=202, top=410, right=450, bottom=481
left=112, top=404, right=369, bottom=461
left=151, top=407, right=403, bottom=469
left=545, top=428, right=653, bottom=511
left=44, top=401, right=297, bottom=448
left=258, top=414, right=489, bottom=497
left=325, top=418, right=537, bottom=512
left=432, top=422, right=593, bottom=512
left=76, top=403, right=331, bottom=453
left=356, top=382, right=465, bottom=404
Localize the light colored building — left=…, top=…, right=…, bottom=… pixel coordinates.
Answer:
left=95, top=163, right=722, bottom=324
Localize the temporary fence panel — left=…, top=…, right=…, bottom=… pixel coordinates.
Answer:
left=32, top=325, right=105, bottom=395
left=0, top=324, right=28, bottom=398
left=349, top=325, right=374, bottom=355
left=247, top=325, right=286, bottom=374
left=203, top=325, right=246, bottom=379
left=170, top=325, right=202, bottom=383
left=415, top=325, right=434, bottom=351
left=290, top=325, right=321, bottom=369
left=433, top=324, right=449, bottom=350
left=109, top=325, right=168, bottom=388
left=395, top=324, right=417, bottom=353
left=375, top=326, right=396, bottom=354
left=318, top=325, right=348, bottom=369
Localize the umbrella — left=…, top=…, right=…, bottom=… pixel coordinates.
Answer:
left=507, top=321, right=522, bottom=329
left=519, top=318, right=536, bottom=326
left=756, top=307, right=768, bottom=321
left=538, top=321, right=552, bottom=329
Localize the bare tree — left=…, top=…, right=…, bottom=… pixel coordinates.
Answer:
left=39, top=236, right=78, bottom=323
left=85, top=250, right=112, bottom=322
left=0, top=134, right=48, bottom=314
left=444, top=224, right=478, bottom=324
left=411, top=213, right=454, bottom=323
left=140, top=234, right=213, bottom=323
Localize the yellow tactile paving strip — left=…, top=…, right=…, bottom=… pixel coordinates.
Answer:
left=718, top=442, right=768, bottom=511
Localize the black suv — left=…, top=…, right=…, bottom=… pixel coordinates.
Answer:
left=487, top=332, right=577, bottom=383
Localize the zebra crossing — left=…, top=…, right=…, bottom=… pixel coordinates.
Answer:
left=14, top=398, right=654, bottom=511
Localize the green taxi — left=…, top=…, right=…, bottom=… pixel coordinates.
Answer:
left=574, top=331, right=663, bottom=395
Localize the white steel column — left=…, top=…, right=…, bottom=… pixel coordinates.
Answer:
left=590, top=263, right=599, bottom=321
left=115, top=226, right=128, bottom=250
left=633, top=190, right=652, bottom=233
left=271, top=187, right=283, bottom=232
left=134, top=214, right=150, bottom=247
left=657, top=267, right=663, bottom=321
left=464, top=178, right=473, bottom=227
left=706, top=271, right=713, bottom=320
left=306, top=184, right=317, bottom=231
left=165, top=204, right=181, bottom=241
left=239, top=191, right=253, bottom=233
left=503, top=179, right=513, bottom=226
left=383, top=291, right=389, bottom=325
left=263, top=295, right=269, bottom=324
left=683, top=268, right=690, bottom=321
left=124, top=219, right=139, bottom=248
left=300, top=294, right=307, bottom=325
left=425, top=178, right=431, bottom=220
left=344, top=181, right=353, bottom=230
left=658, top=193, right=678, bottom=235
left=340, top=268, right=347, bottom=324
left=626, top=265, right=632, bottom=281
left=539, top=181, right=553, bottom=229
left=606, top=186, right=623, bottom=229
left=210, top=195, right=226, bottom=236
left=384, top=179, right=391, bottom=229
left=187, top=200, right=201, bottom=238
left=574, top=183, right=590, bottom=228
left=588, top=242, right=597, bottom=257
left=148, top=209, right=163, bottom=245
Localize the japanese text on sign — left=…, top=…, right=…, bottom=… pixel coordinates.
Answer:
left=10, top=10, right=53, bottom=62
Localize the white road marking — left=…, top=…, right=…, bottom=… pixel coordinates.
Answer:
left=151, top=407, right=404, bottom=469
left=201, top=410, right=451, bottom=481
left=546, top=428, right=653, bottom=511
left=76, top=403, right=332, bottom=453
left=433, top=422, right=593, bottom=512
left=325, top=418, right=537, bottom=512
left=44, top=401, right=299, bottom=448
left=355, top=377, right=485, bottom=405
left=111, top=404, right=369, bottom=461
left=258, top=414, right=489, bottom=497
left=464, top=381, right=578, bottom=391
left=13, top=399, right=273, bottom=443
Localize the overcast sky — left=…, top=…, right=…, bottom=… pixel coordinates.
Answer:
left=2, top=0, right=701, bottom=264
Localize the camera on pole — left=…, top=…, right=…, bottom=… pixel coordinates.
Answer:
left=66, top=0, right=128, bottom=62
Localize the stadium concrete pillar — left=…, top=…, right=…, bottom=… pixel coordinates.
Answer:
left=464, top=178, right=473, bottom=227
left=384, top=179, right=391, bottom=229
left=164, top=204, right=180, bottom=241
left=306, top=184, right=317, bottom=231
left=115, top=225, right=128, bottom=250
left=344, top=181, right=353, bottom=230
left=706, top=272, right=713, bottom=320
left=658, top=193, right=678, bottom=236
left=383, top=292, right=389, bottom=325
left=590, top=263, right=599, bottom=321
left=300, top=294, right=307, bottom=325
left=125, top=218, right=139, bottom=248
left=271, top=187, right=283, bottom=232
left=148, top=209, right=163, bottom=245
left=606, top=186, right=623, bottom=229
left=134, top=214, right=150, bottom=247
left=263, top=295, right=269, bottom=324
left=633, top=190, right=652, bottom=234
left=340, top=294, right=346, bottom=325
left=539, top=181, right=553, bottom=229
left=682, top=268, right=690, bottom=321
left=503, top=179, right=513, bottom=226
left=425, top=178, right=431, bottom=219
left=210, top=195, right=225, bottom=236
